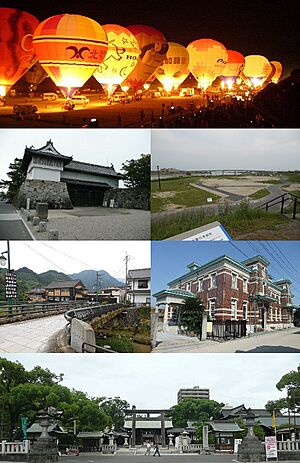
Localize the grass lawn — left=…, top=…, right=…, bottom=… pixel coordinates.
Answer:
left=249, top=188, right=270, bottom=199
left=151, top=177, right=220, bottom=212
left=151, top=202, right=290, bottom=240
left=284, top=172, right=300, bottom=183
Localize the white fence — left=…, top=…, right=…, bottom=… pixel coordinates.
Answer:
left=278, top=440, right=300, bottom=451
left=181, top=443, right=215, bottom=453
left=1, top=440, right=30, bottom=454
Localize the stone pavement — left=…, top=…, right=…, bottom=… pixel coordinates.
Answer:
left=153, top=327, right=300, bottom=353
left=21, top=207, right=150, bottom=240
left=59, top=454, right=236, bottom=462
left=0, top=314, right=66, bottom=353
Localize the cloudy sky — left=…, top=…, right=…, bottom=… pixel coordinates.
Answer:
left=0, top=241, right=150, bottom=279
left=0, top=129, right=150, bottom=182
left=2, top=353, right=299, bottom=409
left=152, top=129, right=300, bottom=171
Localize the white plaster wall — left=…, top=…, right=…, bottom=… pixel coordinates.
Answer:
left=27, top=166, right=61, bottom=182
left=62, top=170, right=119, bottom=188
left=129, top=293, right=151, bottom=304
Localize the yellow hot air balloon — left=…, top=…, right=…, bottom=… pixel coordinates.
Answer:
left=154, top=42, right=189, bottom=92
left=33, top=14, right=108, bottom=98
left=241, top=55, right=272, bottom=88
left=93, top=24, right=140, bottom=97
left=187, top=38, right=228, bottom=90
left=270, top=61, right=283, bottom=83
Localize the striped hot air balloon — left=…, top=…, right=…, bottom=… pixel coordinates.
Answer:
left=270, top=61, right=283, bottom=83
left=93, top=24, right=140, bottom=97
left=220, top=50, right=245, bottom=89
left=0, top=8, right=39, bottom=97
left=33, top=14, right=108, bottom=98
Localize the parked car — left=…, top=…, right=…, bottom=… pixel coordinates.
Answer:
left=42, top=92, right=58, bottom=101
left=70, top=95, right=89, bottom=105
left=112, top=92, right=126, bottom=102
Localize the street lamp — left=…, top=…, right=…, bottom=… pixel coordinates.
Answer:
left=157, top=165, right=161, bottom=191
left=0, top=241, right=10, bottom=270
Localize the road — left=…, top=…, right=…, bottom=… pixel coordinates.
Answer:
left=0, top=314, right=66, bottom=353
left=153, top=327, right=300, bottom=353
left=0, top=202, right=33, bottom=240
left=60, top=454, right=236, bottom=463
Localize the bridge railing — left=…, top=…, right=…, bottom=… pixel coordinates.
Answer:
left=257, top=192, right=300, bottom=219
left=1, top=440, right=30, bottom=454
left=0, top=300, right=87, bottom=323
left=64, top=303, right=124, bottom=323
left=82, top=341, right=115, bottom=353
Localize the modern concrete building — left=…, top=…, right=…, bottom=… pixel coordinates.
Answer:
left=17, top=140, right=122, bottom=208
left=177, top=386, right=210, bottom=403
left=127, top=268, right=151, bottom=307
left=154, top=255, right=294, bottom=334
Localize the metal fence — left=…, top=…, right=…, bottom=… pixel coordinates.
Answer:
left=209, top=320, right=247, bottom=341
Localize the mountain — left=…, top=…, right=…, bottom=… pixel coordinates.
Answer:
left=69, top=270, right=124, bottom=290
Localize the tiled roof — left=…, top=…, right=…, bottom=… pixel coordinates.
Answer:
left=46, top=279, right=84, bottom=289
left=64, top=160, right=122, bottom=178
left=128, top=268, right=151, bottom=279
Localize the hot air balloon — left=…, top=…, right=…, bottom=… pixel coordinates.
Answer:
left=33, top=14, right=108, bottom=98
left=270, top=61, right=283, bottom=83
left=93, top=24, right=140, bottom=97
left=154, top=42, right=189, bottom=92
left=187, top=38, right=228, bottom=90
left=241, top=55, right=272, bottom=88
left=24, top=63, right=48, bottom=91
left=220, top=50, right=245, bottom=89
left=0, top=8, right=39, bottom=97
left=123, top=25, right=168, bottom=94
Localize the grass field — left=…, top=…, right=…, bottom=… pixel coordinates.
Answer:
left=151, top=202, right=290, bottom=240
left=249, top=188, right=270, bottom=199
left=151, top=176, right=220, bottom=212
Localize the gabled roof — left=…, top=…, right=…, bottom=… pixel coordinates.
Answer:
left=27, top=422, right=65, bottom=434
left=21, top=140, right=72, bottom=172
left=168, top=255, right=251, bottom=287
left=46, top=279, right=85, bottom=289
left=210, top=421, right=243, bottom=433
left=64, top=160, right=122, bottom=179
left=128, top=268, right=150, bottom=279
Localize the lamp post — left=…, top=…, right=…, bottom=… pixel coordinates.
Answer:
left=157, top=165, right=161, bottom=191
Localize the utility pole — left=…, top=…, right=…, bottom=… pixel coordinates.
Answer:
left=124, top=253, right=130, bottom=305
left=157, top=165, right=161, bottom=191
left=96, top=272, right=101, bottom=303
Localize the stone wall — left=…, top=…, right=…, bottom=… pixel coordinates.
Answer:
left=16, top=179, right=73, bottom=209
left=103, top=188, right=149, bottom=210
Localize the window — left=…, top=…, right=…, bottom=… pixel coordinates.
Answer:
left=232, top=273, right=237, bottom=289
left=186, top=281, right=191, bottom=291
left=138, top=279, right=148, bottom=289
left=242, top=301, right=248, bottom=320
left=209, top=299, right=216, bottom=319
left=198, top=278, right=204, bottom=292
left=210, top=273, right=217, bottom=289
left=231, top=299, right=238, bottom=319
left=243, top=278, right=248, bottom=292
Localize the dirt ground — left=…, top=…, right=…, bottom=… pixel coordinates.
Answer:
left=201, top=175, right=279, bottom=196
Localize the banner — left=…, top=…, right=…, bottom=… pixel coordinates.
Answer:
left=265, top=436, right=277, bottom=459
left=21, top=416, right=28, bottom=439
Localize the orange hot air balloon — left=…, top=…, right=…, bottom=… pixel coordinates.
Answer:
left=270, top=61, right=283, bottom=83
left=0, top=8, right=39, bottom=97
left=25, top=63, right=48, bottom=91
left=33, top=14, right=108, bottom=98
left=187, top=38, right=228, bottom=90
left=123, top=25, right=168, bottom=93
left=93, top=24, right=140, bottom=97
left=220, top=50, right=245, bottom=88
left=241, top=55, right=272, bottom=88
left=154, top=42, right=189, bottom=92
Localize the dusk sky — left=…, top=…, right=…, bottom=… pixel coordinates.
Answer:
left=2, top=0, right=299, bottom=76
left=0, top=129, right=150, bottom=183
left=152, top=241, right=300, bottom=306
left=151, top=129, right=300, bottom=171
left=2, top=353, right=299, bottom=410
left=0, top=241, right=150, bottom=278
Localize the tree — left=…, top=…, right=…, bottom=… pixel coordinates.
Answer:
left=99, top=397, right=130, bottom=429
left=169, top=399, right=224, bottom=428
left=264, top=366, right=300, bottom=413
left=121, top=153, right=150, bottom=190
left=233, top=417, right=265, bottom=441
left=179, top=297, right=206, bottom=338
left=0, top=158, right=25, bottom=200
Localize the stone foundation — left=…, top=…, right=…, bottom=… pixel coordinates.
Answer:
left=103, top=188, right=149, bottom=210
left=16, top=179, right=73, bottom=209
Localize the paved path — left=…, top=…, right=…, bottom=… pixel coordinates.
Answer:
left=153, top=327, right=300, bottom=353
left=22, top=207, right=150, bottom=240
left=60, top=454, right=236, bottom=463
left=0, top=314, right=66, bottom=353
left=0, top=202, right=33, bottom=240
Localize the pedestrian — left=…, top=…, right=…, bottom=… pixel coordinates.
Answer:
left=153, top=444, right=161, bottom=457
left=145, top=442, right=151, bottom=455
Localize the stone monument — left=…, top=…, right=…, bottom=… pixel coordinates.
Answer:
left=29, top=408, right=60, bottom=462
left=237, top=409, right=266, bottom=462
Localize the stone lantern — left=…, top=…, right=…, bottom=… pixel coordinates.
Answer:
left=237, top=409, right=265, bottom=462
left=168, top=433, right=174, bottom=447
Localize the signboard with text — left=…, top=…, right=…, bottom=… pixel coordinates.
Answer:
left=5, top=272, right=17, bottom=299
left=265, top=436, right=278, bottom=460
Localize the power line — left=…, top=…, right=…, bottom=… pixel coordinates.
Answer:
left=228, top=241, right=251, bottom=260
left=23, top=243, right=68, bottom=274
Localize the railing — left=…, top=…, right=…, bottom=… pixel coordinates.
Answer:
left=1, top=440, right=29, bottom=454
left=102, top=444, right=117, bottom=453
left=209, top=320, right=247, bottom=341
left=257, top=192, right=300, bottom=219
left=82, top=341, right=115, bottom=353
left=64, top=303, right=123, bottom=323
left=278, top=440, right=300, bottom=451
left=0, top=300, right=87, bottom=323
